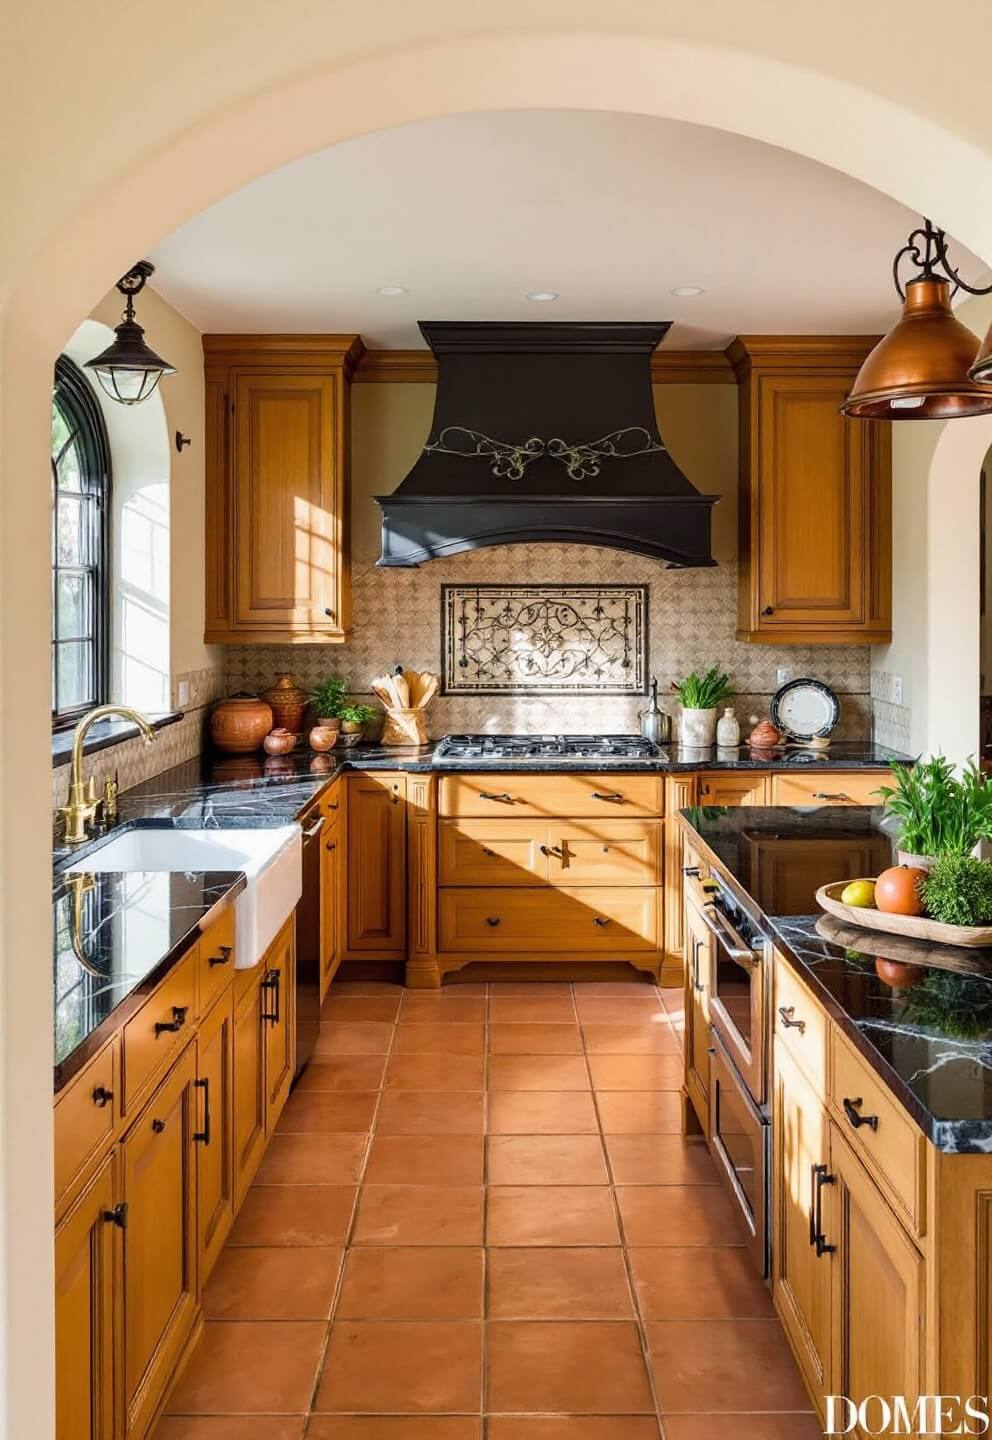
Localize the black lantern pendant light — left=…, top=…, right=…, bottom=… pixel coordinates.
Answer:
left=842, top=219, right=992, bottom=420
left=85, top=261, right=176, bottom=405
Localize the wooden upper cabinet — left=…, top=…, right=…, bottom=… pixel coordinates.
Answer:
left=204, top=335, right=363, bottom=645
left=731, top=338, right=892, bottom=644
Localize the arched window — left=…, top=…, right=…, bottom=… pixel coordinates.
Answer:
left=51, top=356, right=111, bottom=726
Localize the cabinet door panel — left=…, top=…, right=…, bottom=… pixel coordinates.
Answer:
left=439, top=819, right=548, bottom=886
left=347, top=775, right=407, bottom=954
left=233, top=977, right=266, bottom=1206
left=263, top=919, right=296, bottom=1133
left=197, top=990, right=235, bottom=1283
left=320, top=818, right=343, bottom=1002
left=698, top=772, right=769, bottom=807
left=122, top=1047, right=197, bottom=1437
left=683, top=895, right=713, bottom=1130
left=55, top=1149, right=119, bottom=1440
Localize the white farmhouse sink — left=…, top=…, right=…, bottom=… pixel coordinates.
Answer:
left=67, top=826, right=301, bottom=969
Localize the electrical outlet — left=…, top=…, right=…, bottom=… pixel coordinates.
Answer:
left=776, top=667, right=790, bottom=688
left=891, top=674, right=904, bottom=706
left=177, top=679, right=190, bottom=707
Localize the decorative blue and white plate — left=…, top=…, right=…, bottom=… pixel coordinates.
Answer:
left=771, top=678, right=841, bottom=741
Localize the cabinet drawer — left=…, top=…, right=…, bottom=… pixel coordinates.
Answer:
left=54, top=1036, right=119, bottom=1210
left=553, top=821, right=662, bottom=885
left=770, top=771, right=891, bottom=807
left=198, top=905, right=236, bottom=1014
left=439, top=886, right=660, bottom=953
left=439, top=820, right=546, bottom=886
left=773, top=953, right=827, bottom=1096
left=828, top=1027, right=926, bottom=1236
left=122, top=952, right=197, bottom=1114
left=439, top=773, right=664, bottom=819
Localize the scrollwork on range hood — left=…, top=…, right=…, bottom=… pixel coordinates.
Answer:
left=374, top=322, right=718, bottom=568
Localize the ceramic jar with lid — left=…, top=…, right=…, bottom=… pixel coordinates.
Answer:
left=262, top=674, right=308, bottom=734
left=210, top=693, right=273, bottom=754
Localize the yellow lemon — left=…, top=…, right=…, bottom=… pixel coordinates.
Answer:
left=841, top=879, right=876, bottom=909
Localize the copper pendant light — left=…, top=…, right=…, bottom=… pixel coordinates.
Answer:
left=842, top=219, right=992, bottom=420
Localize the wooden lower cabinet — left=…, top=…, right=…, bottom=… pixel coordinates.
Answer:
left=233, top=969, right=267, bottom=1207
left=682, top=892, right=713, bottom=1131
left=347, top=773, right=407, bottom=956
left=196, top=989, right=235, bottom=1282
left=262, top=918, right=296, bottom=1133
left=320, top=814, right=343, bottom=1002
left=122, top=1045, right=198, bottom=1440
left=55, top=1148, right=120, bottom=1440
left=697, top=771, right=769, bottom=806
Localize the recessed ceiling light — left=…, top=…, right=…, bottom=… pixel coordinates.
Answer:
left=670, top=285, right=705, bottom=298
left=525, top=290, right=559, bottom=302
left=376, top=285, right=408, bottom=297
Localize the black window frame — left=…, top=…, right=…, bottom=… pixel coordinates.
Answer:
left=51, top=355, right=112, bottom=730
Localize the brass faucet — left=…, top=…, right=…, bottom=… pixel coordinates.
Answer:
left=60, top=705, right=157, bottom=843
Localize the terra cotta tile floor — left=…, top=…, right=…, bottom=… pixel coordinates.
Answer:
left=157, top=979, right=819, bottom=1439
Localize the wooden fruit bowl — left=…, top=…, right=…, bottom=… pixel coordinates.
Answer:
left=815, top=881, right=992, bottom=949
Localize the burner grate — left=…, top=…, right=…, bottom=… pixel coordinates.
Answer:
left=433, top=733, right=662, bottom=761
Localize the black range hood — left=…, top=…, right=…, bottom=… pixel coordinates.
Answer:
left=374, top=321, right=718, bottom=568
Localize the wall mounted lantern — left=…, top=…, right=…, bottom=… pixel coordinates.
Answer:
left=843, top=218, right=992, bottom=420
left=85, top=260, right=176, bottom=405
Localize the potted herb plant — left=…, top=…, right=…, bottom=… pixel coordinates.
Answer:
left=874, top=756, right=992, bottom=868
left=309, top=676, right=348, bottom=751
left=672, top=666, right=734, bottom=747
left=338, top=702, right=377, bottom=747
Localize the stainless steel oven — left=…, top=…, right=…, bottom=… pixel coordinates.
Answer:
left=709, top=1028, right=770, bottom=1276
left=698, top=882, right=769, bottom=1106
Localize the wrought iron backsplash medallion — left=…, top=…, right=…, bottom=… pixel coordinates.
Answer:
left=442, top=584, right=647, bottom=695
left=424, top=425, right=663, bottom=482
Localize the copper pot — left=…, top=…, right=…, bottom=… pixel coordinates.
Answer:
left=210, top=693, right=273, bottom=754
left=261, top=674, right=308, bottom=734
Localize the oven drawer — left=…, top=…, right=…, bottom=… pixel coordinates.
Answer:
left=769, top=771, right=892, bottom=807
left=828, top=1027, right=926, bottom=1237
left=439, top=820, right=547, bottom=886
left=438, top=773, right=664, bottom=818
left=708, top=1032, right=770, bottom=1276
left=438, top=886, right=660, bottom=952
left=773, top=952, right=828, bottom=1096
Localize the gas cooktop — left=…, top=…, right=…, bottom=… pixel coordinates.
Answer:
left=432, top=734, right=663, bottom=764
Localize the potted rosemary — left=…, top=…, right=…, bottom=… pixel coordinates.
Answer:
left=873, top=756, right=992, bottom=868
left=672, top=666, right=734, bottom=747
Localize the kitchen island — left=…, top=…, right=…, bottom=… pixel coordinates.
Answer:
left=677, top=801, right=992, bottom=1432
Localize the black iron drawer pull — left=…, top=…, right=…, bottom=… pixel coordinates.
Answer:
left=762, top=605, right=774, bottom=616
left=155, top=1005, right=188, bottom=1037
left=103, top=1202, right=128, bottom=1229
left=540, top=844, right=563, bottom=858
left=591, top=791, right=624, bottom=802
left=813, top=791, right=850, bottom=802
left=326, top=800, right=339, bottom=811
left=683, top=865, right=701, bottom=878
left=194, top=1076, right=211, bottom=1145
left=810, top=1163, right=836, bottom=1257
left=261, top=968, right=281, bottom=1025
left=778, top=1005, right=806, bottom=1034
left=593, top=916, right=612, bottom=927
left=482, top=847, right=496, bottom=857
left=208, top=945, right=232, bottom=967
left=151, top=1118, right=166, bottom=1134
left=486, top=916, right=501, bottom=927
left=480, top=791, right=513, bottom=803
left=842, top=1096, right=879, bottom=1131
left=92, top=1085, right=113, bottom=1108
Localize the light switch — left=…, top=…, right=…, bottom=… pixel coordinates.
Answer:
left=776, top=667, right=789, bottom=688
left=177, top=679, right=190, bottom=707
left=891, top=675, right=904, bottom=706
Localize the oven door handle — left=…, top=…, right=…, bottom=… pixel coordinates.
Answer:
left=699, top=903, right=760, bottom=968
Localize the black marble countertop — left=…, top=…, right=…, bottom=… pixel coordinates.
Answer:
left=677, top=803, right=992, bottom=1153
left=53, top=868, right=245, bottom=1091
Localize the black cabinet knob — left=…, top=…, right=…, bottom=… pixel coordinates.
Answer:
left=92, top=1085, right=113, bottom=1108
left=762, top=606, right=774, bottom=616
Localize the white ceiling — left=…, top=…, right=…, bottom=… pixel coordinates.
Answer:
left=150, top=110, right=985, bottom=349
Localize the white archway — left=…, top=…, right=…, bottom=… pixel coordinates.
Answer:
left=5, top=26, right=992, bottom=1438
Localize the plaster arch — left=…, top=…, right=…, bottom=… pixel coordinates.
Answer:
left=6, top=23, right=992, bottom=1440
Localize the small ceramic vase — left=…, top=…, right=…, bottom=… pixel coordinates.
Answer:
left=263, top=727, right=297, bottom=756
left=309, top=723, right=340, bottom=752
left=716, top=707, right=740, bottom=747
left=748, top=718, right=782, bottom=749
left=210, top=694, right=273, bottom=754
left=261, top=674, right=308, bottom=734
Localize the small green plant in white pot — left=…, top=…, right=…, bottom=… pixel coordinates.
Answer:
left=874, top=755, right=992, bottom=868
left=673, top=667, right=734, bottom=748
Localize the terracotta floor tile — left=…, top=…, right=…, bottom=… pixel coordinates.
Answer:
left=663, top=1416, right=820, bottom=1440
left=488, top=1055, right=591, bottom=1091
left=377, top=1090, right=485, bottom=1134
left=572, top=981, right=660, bottom=996
left=392, top=1023, right=485, bottom=1055
left=277, top=1090, right=378, bottom=1134
left=489, top=995, right=577, bottom=1023
left=574, top=997, right=664, bottom=1024
left=294, top=1056, right=386, bottom=1092
left=384, top=1053, right=486, bottom=1091
left=616, top=1185, right=744, bottom=1246
left=487, top=1247, right=633, bottom=1319
left=166, top=1321, right=326, bottom=1414
left=629, top=1245, right=774, bottom=1319
left=596, top=1091, right=683, bottom=1134
left=486, top=1320, right=653, bottom=1413
left=487, top=1090, right=599, bottom=1135
left=256, top=1133, right=367, bottom=1186
left=314, top=1320, right=482, bottom=1413
left=488, top=1134, right=607, bottom=1185
left=581, top=1021, right=679, bottom=1054
left=202, top=1246, right=341, bottom=1320
left=606, top=1135, right=718, bottom=1185
left=365, top=1133, right=484, bottom=1185
left=324, top=981, right=404, bottom=998
left=400, top=995, right=486, bottom=1023
left=228, top=1186, right=356, bottom=1246
left=336, top=1246, right=484, bottom=1319
left=647, top=1319, right=810, bottom=1412
left=487, top=1187, right=620, bottom=1246
left=307, top=1421, right=481, bottom=1440
left=352, top=1185, right=485, bottom=1245
left=488, top=1023, right=583, bottom=1054
left=586, top=1054, right=683, bottom=1091
left=320, top=994, right=401, bottom=1022
left=153, top=1421, right=305, bottom=1440
left=486, top=1422, right=660, bottom=1440
left=314, top=1021, right=395, bottom=1056
left=488, top=982, right=573, bottom=996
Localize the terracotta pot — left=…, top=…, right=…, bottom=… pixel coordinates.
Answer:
left=263, top=727, right=297, bottom=756
left=748, top=718, right=782, bottom=749
left=210, top=693, right=273, bottom=754
left=261, top=674, right=308, bottom=734
left=309, top=724, right=340, bottom=752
